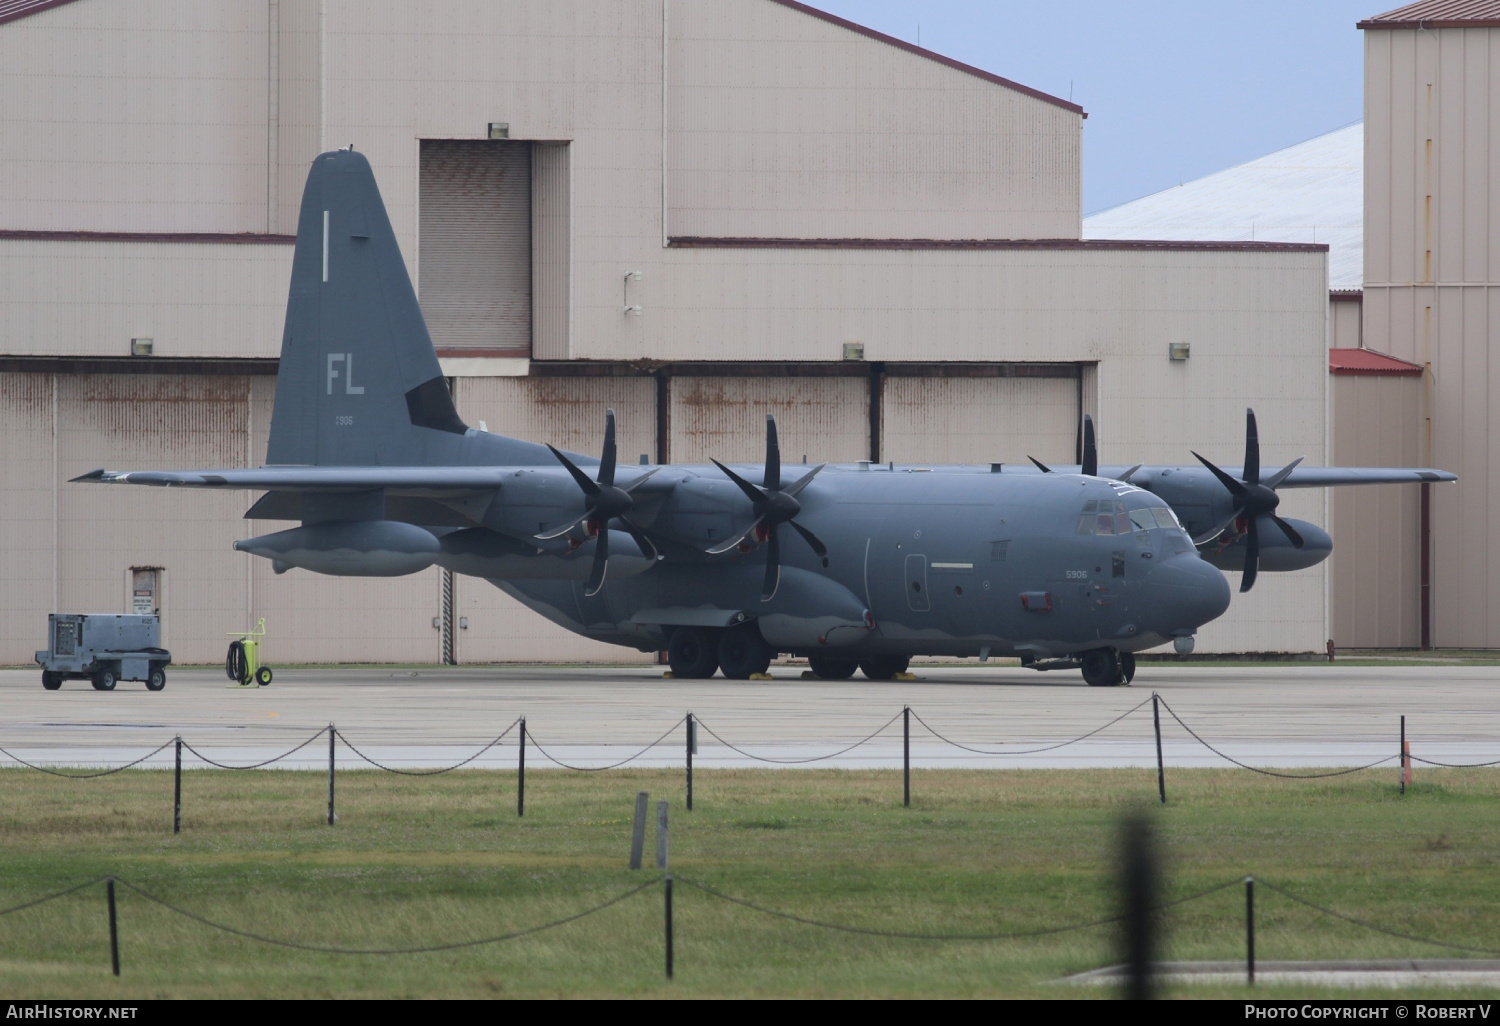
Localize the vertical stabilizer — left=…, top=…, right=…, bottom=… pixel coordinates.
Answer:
left=266, top=150, right=467, bottom=466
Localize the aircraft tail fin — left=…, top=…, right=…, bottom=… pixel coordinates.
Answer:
left=265, top=149, right=466, bottom=467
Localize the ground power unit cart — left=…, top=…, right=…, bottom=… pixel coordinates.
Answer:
left=35, top=613, right=171, bottom=691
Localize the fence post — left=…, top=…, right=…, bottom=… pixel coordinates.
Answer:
left=173, top=736, right=182, bottom=835
left=1120, top=813, right=1157, bottom=1001
left=1152, top=693, right=1166, bottom=805
left=106, top=877, right=120, bottom=977
left=517, top=717, right=526, bottom=818
left=327, top=724, right=336, bottom=826
left=1400, top=714, right=1408, bottom=795
left=903, top=706, right=910, bottom=808
left=1245, top=875, right=1256, bottom=986
left=630, top=791, right=649, bottom=870
left=664, top=874, right=675, bottom=980
left=685, top=713, right=694, bottom=812
left=656, top=800, right=669, bottom=870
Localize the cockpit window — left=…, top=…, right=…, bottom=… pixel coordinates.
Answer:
left=1077, top=499, right=1132, bottom=535
left=1152, top=507, right=1183, bottom=530
left=1128, top=509, right=1156, bottom=532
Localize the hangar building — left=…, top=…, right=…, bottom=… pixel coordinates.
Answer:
left=1, top=0, right=1339, bottom=664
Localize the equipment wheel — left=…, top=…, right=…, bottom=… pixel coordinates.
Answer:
left=858, top=655, right=910, bottom=681
left=41, top=671, right=62, bottom=691
left=145, top=666, right=166, bottom=692
left=1120, top=652, right=1137, bottom=684
left=717, top=627, right=772, bottom=680
left=255, top=666, right=273, bottom=686
left=92, top=668, right=118, bottom=692
left=667, top=627, right=720, bottom=679
left=1081, top=649, right=1122, bottom=687
left=806, top=655, right=858, bottom=680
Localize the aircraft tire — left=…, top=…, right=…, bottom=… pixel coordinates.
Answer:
left=717, top=627, right=772, bottom=680
left=41, top=671, right=62, bottom=691
left=858, top=656, right=910, bottom=681
left=1081, top=649, right=1122, bottom=687
left=807, top=656, right=858, bottom=680
left=667, top=627, right=720, bottom=679
left=1120, top=652, right=1136, bottom=684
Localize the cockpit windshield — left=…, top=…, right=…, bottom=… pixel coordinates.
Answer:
left=1077, top=498, right=1184, bottom=535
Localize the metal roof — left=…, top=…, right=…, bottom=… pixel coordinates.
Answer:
left=1328, top=348, right=1424, bottom=375
left=0, top=0, right=82, bottom=27
left=1359, top=1, right=1500, bottom=29
left=1083, top=123, right=1363, bottom=289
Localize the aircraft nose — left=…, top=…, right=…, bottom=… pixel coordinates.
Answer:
left=1144, top=552, right=1231, bottom=634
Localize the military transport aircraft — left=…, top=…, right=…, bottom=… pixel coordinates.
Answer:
left=77, top=150, right=1455, bottom=687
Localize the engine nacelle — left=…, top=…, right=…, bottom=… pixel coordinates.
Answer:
left=1198, top=516, right=1332, bottom=573
left=234, top=520, right=439, bottom=577
left=435, top=527, right=654, bottom=582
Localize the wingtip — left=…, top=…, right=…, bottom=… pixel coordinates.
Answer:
left=69, top=468, right=107, bottom=483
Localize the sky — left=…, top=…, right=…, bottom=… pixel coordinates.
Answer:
left=812, top=0, right=1380, bottom=215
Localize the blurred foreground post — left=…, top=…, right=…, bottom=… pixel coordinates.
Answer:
left=630, top=790, right=649, bottom=869
left=1119, top=812, right=1158, bottom=1000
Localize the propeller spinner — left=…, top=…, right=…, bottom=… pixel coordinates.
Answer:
left=536, top=409, right=659, bottom=597
left=708, top=415, right=828, bottom=601
left=1190, top=408, right=1306, bottom=592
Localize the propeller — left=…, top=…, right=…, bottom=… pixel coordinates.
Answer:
left=1080, top=414, right=1098, bottom=477
left=1190, top=408, right=1306, bottom=592
left=707, top=414, right=828, bottom=601
left=536, top=409, right=659, bottom=597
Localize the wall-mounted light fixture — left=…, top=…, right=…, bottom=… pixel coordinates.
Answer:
left=488, top=122, right=509, bottom=139
left=131, top=338, right=154, bottom=357
left=1168, top=342, right=1190, bottom=361
left=624, top=270, right=643, bottom=315
left=842, top=342, right=865, bottom=361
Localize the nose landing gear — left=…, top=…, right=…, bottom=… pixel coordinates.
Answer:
left=1081, top=649, right=1136, bottom=687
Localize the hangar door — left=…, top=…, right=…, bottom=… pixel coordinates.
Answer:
left=881, top=374, right=1080, bottom=467
left=668, top=376, right=869, bottom=465
left=419, top=140, right=532, bottom=356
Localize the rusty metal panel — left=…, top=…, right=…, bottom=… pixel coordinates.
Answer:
left=0, top=374, right=56, bottom=663
left=532, top=143, right=571, bottom=360
left=667, top=0, right=1081, bottom=240
left=1330, top=374, right=1423, bottom=647
left=668, top=375, right=867, bottom=465
left=880, top=376, right=1077, bottom=467
left=0, top=239, right=291, bottom=358
left=0, top=0, right=271, bottom=233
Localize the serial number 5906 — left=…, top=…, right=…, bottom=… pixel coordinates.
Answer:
left=335, top=415, right=354, bottom=426
left=1065, top=570, right=1088, bottom=579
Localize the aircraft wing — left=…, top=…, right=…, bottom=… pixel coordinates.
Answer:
left=1268, top=467, right=1455, bottom=487
left=72, top=467, right=514, bottom=493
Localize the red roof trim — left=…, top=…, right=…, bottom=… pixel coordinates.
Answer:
left=0, top=229, right=295, bottom=245
left=767, top=0, right=1086, bottom=118
left=1329, top=348, right=1424, bottom=376
left=1359, top=0, right=1500, bottom=28
left=1329, top=289, right=1364, bottom=301
left=670, top=236, right=1328, bottom=253
left=0, top=0, right=85, bottom=27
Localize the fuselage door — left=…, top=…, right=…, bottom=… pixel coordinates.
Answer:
left=905, top=553, right=931, bottom=612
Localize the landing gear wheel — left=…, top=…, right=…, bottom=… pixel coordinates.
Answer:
left=1120, top=652, right=1136, bottom=684
left=146, top=666, right=167, bottom=692
left=807, top=655, right=858, bottom=680
left=858, top=655, right=910, bottom=681
left=667, top=627, right=720, bottom=679
left=41, top=672, right=62, bottom=691
left=1081, top=649, right=1122, bottom=687
left=92, top=668, right=118, bottom=692
left=255, top=666, right=272, bottom=687
left=717, top=627, right=772, bottom=680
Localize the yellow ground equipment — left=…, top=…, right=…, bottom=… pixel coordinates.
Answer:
left=225, top=618, right=272, bottom=687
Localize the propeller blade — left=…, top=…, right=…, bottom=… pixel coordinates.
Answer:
left=1028, top=456, right=1052, bottom=473
left=1118, top=464, right=1143, bottom=483
left=1081, top=415, right=1098, bottom=477
left=618, top=516, right=659, bottom=562
left=1269, top=514, right=1305, bottom=549
left=621, top=466, right=661, bottom=493
left=788, top=518, right=828, bottom=559
left=1191, top=451, right=1249, bottom=499
left=585, top=526, right=610, bottom=597
left=761, top=523, right=781, bottom=601
left=1191, top=506, right=1247, bottom=547
left=598, top=409, right=617, bottom=487
left=1240, top=517, right=1259, bottom=593
left=706, top=516, right=765, bottom=556
left=535, top=511, right=591, bottom=541
left=1243, top=408, right=1260, bottom=485
left=1261, top=456, right=1305, bottom=491
left=711, top=459, right=768, bottom=505
left=782, top=463, right=826, bottom=498
left=764, top=414, right=781, bottom=492
left=546, top=444, right=602, bottom=497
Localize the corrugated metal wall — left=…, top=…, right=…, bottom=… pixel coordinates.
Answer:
left=531, top=143, right=572, bottom=360
left=667, top=375, right=868, bottom=465
left=881, top=375, right=1078, bottom=466
left=1329, top=295, right=1362, bottom=349
left=0, top=374, right=57, bottom=662
left=1363, top=23, right=1500, bottom=648
left=1330, top=373, right=1423, bottom=648
left=419, top=140, right=533, bottom=356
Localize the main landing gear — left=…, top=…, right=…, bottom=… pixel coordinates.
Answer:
left=666, top=624, right=774, bottom=680
left=1080, top=649, right=1136, bottom=687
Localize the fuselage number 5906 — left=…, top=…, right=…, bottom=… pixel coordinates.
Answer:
left=335, top=415, right=354, bottom=427
left=1065, top=570, right=1088, bottom=579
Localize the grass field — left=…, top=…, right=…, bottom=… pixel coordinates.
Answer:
left=0, top=766, right=1498, bottom=999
